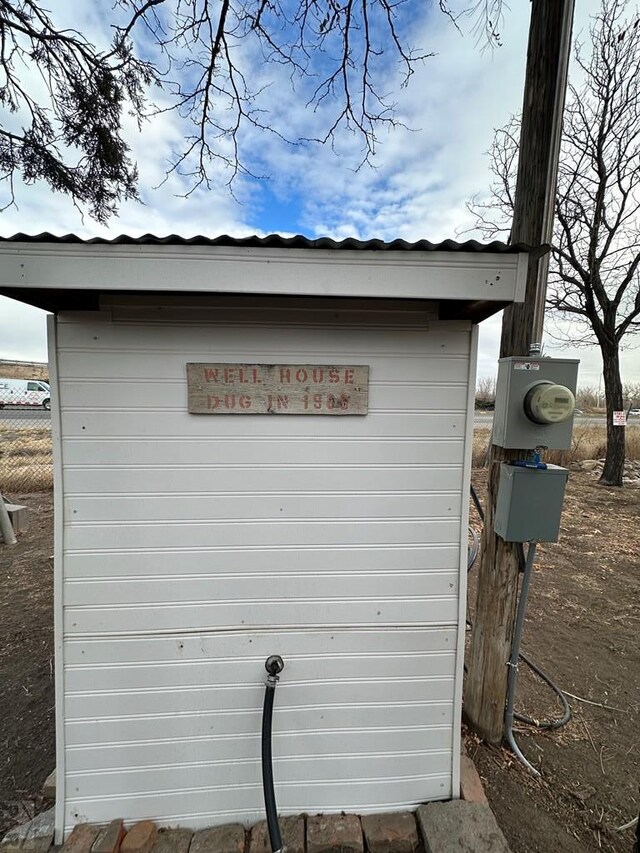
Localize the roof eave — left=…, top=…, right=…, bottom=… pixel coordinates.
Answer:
left=0, top=239, right=529, bottom=317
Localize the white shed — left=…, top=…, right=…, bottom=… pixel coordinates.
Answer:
left=0, top=234, right=527, bottom=841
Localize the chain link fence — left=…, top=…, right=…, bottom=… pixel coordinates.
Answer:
left=0, top=382, right=53, bottom=492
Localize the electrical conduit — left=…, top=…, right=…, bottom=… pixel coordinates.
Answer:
left=504, top=543, right=541, bottom=776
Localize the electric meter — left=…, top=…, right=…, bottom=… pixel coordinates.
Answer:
left=492, top=357, right=579, bottom=450
left=523, top=382, right=576, bottom=425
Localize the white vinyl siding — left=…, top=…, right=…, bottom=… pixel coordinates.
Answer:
left=54, top=306, right=473, bottom=833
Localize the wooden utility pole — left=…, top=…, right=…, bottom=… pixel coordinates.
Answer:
left=465, top=0, right=575, bottom=745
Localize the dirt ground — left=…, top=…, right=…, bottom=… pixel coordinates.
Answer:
left=0, top=493, right=54, bottom=836
left=1, top=473, right=638, bottom=851
left=468, top=470, right=640, bottom=853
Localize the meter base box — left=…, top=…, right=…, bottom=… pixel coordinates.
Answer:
left=494, top=463, right=569, bottom=542
left=493, top=357, right=579, bottom=450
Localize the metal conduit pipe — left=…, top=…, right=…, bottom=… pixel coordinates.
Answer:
left=262, top=655, right=285, bottom=853
left=504, top=543, right=541, bottom=776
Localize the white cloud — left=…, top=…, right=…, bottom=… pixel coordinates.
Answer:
left=474, top=314, right=638, bottom=389
left=0, top=296, right=48, bottom=362
left=246, top=4, right=532, bottom=241
left=0, top=0, right=638, bottom=388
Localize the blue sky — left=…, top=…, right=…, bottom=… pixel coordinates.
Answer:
left=0, top=0, right=638, bottom=389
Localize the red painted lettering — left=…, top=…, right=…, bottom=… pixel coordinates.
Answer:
left=223, top=367, right=235, bottom=383
left=314, top=393, right=322, bottom=409
left=204, top=368, right=218, bottom=382
left=295, top=368, right=308, bottom=383
left=328, top=369, right=340, bottom=383
left=279, top=368, right=291, bottom=383
left=224, top=394, right=236, bottom=409
left=252, top=368, right=261, bottom=384
left=277, top=395, right=289, bottom=410
left=312, top=368, right=324, bottom=383
left=238, top=368, right=248, bottom=383
left=239, top=395, right=252, bottom=409
left=344, top=368, right=355, bottom=384
left=207, top=395, right=221, bottom=409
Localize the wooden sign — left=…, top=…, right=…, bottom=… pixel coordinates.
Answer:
left=187, top=363, right=369, bottom=415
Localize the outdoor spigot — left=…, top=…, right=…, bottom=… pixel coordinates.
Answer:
left=265, top=654, right=284, bottom=685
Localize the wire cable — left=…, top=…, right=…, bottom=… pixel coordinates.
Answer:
left=516, top=651, right=571, bottom=729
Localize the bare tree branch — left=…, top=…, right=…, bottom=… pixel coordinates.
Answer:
left=0, top=0, right=512, bottom=218
left=467, top=0, right=640, bottom=485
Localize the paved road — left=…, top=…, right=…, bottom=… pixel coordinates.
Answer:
left=474, top=413, right=635, bottom=426
left=0, top=408, right=51, bottom=422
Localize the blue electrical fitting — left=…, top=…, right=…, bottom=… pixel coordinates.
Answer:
left=513, top=450, right=547, bottom=470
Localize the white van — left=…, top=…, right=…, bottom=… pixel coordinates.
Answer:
left=0, top=378, right=51, bottom=409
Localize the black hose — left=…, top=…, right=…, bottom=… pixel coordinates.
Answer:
left=470, top=483, right=484, bottom=521
left=261, top=655, right=285, bottom=853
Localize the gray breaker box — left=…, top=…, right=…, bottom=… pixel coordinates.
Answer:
left=494, top=463, right=569, bottom=543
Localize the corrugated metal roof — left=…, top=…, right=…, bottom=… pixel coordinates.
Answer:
left=0, top=232, right=528, bottom=253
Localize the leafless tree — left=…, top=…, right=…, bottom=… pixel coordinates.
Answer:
left=0, top=0, right=505, bottom=221
left=475, top=374, right=496, bottom=407
left=468, top=0, right=640, bottom=487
